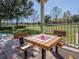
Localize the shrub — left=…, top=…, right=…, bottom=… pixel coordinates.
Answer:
left=14, top=25, right=26, bottom=29
left=0, top=30, right=13, bottom=34
left=15, top=29, right=40, bottom=35
left=0, top=26, right=12, bottom=30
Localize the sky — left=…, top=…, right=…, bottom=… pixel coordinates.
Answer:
left=10, top=0, right=79, bottom=23
left=33, top=0, right=79, bottom=16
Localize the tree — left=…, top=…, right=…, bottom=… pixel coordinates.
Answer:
left=0, top=0, right=34, bottom=27
left=0, top=0, right=8, bottom=27
left=63, top=12, right=67, bottom=23
left=63, top=11, right=72, bottom=23
left=0, top=13, right=5, bottom=27
left=71, top=15, right=79, bottom=23
left=32, top=10, right=38, bottom=27
left=53, top=6, right=61, bottom=23
left=44, top=15, right=51, bottom=24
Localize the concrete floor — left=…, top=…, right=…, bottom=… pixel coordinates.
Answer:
left=0, top=34, right=79, bottom=59
left=0, top=44, right=79, bottom=59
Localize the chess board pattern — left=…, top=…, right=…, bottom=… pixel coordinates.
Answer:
left=32, top=34, right=56, bottom=42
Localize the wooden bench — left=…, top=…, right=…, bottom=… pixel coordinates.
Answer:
left=14, top=32, right=28, bottom=39
left=66, top=56, right=75, bottom=59
left=53, top=30, right=66, bottom=47
left=50, top=30, right=66, bottom=53
left=14, top=32, right=33, bottom=59
left=68, top=56, right=75, bottom=59
left=53, top=30, right=66, bottom=37
left=16, top=43, right=33, bottom=51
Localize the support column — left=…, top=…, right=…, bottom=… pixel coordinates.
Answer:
left=41, top=48, right=46, bottom=59
left=41, top=0, right=44, bottom=33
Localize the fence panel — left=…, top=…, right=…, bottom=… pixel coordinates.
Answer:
left=44, top=23, right=79, bottom=49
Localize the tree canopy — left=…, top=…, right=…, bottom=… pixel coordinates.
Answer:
left=53, top=6, right=61, bottom=18
left=0, top=0, right=34, bottom=27
left=44, top=15, right=51, bottom=23
left=52, top=6, right=61, bottom=23
left=63, top=11, right=72, bottom=23
left=71, top=15, right=79, bottom=23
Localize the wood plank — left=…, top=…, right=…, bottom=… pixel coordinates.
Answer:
left=16, top=43, right=33, bottom=51
left=68, top=56, right=75, bottom=59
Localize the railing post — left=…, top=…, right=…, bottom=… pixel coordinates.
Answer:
left=78, top=24, right=79, bottom=48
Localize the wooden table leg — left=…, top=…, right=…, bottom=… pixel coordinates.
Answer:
left=24, top=50, right=27, bottom=59
left=41, top=48, right=46, bottom=59
left=55, top=46, right=58, bottom=54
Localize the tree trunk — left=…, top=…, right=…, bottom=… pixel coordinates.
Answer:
left=33, top=15, right=35, bottom=28
left=0, top=20, right=1, bottom=28
left=16, top=17, right=19, bottom=28
left=7, top=20, right=9, bottom=26
left=33, top=19, right=34, bottom=28
left=21, top=18, right=23, bottom=24
left=55, top=15, right=57, bottom=23
left=11, top=20, right=13, bottom=25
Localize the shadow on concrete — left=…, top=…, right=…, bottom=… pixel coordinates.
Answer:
left=51, top=51, right=64, bottom=59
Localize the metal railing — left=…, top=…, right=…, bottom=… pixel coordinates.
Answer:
left=44, top=23, right=79, bottom=49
